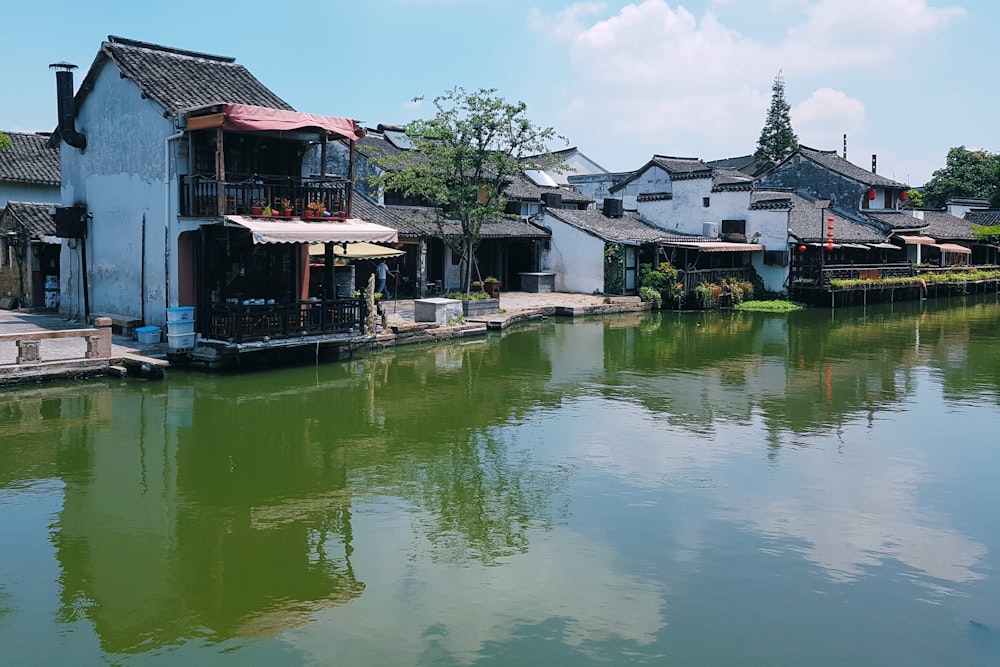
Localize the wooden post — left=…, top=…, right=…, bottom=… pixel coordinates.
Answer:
left=216, top=126, right=226, bottom=216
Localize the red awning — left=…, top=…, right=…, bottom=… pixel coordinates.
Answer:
left=219, top=104, right=364, bottom=140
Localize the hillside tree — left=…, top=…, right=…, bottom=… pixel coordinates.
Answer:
left=372, top=87, right=563, bottom=293
left=0, top=132, right=10, bottom=152
left=754, top=71, right=799, bottom=168
left=921, top=146, right=1000, bottom=209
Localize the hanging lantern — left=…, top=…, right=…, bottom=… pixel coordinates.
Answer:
left=827, top=217, right=835, bottom=222
left=798, top=245, right=807, bottom=252
left=827, top=232, right=835, bottom=238
left=827, top=225, right=835, bottom=230
left=867, top=188, right=877, bottom=200
left=826, top=243, right=834, bottom=250
left=900, top=190, right=909, bottom=202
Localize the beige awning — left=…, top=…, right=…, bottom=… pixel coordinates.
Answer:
left=899, top=235, right=936, bottom=245
left=222, top=215, right=398, bottom=244
left=935, top=243, right=972, bottom=255
left=663, top=241, right=764, bottom=252
left=308, top=241, right=405, bottom=259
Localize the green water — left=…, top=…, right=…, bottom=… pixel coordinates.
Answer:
left=2, top=297, right=1000, bottom=665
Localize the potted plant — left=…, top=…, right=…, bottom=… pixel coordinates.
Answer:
left=281, top=198, right=292, bottom=217
left=251, top=199, right=263, bottom=216
left=306, top=201, right=326, bottom=218
left=483, top=276, right=500, bottom=299
left=262, top=204, right=273, bottom=217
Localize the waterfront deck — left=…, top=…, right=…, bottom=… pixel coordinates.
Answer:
left=0, top=293, right=649, bottom=384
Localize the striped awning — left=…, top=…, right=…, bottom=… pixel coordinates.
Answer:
left=935, top=243, right=971, bottom=255
left=663, top=241, right=764, bottom=252
left=221, top=216, right=398, bottom=245
left=899, top=235, right=936, bottom=245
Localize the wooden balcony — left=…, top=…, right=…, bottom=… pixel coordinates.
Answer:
left=180, top=175, right=349, bottom=218
left=206, top=298, right=366, bottom=344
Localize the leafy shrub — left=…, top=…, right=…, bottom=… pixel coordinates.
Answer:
left=639, top=286, right=663, bottom=309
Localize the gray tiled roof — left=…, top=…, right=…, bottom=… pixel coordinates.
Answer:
left=966, top=210, right=1000, bottom=226
left=1, top=201, right=58, bottom=239
left=609, top=155, right=710, bottom=193
left=351, top=195, right=427, bottom=237
left=711, top=169, right=754, bottom=191
left=370, top=202, right=549, bottom=240
left=795, top=146, right=907, bottom=189
left=504, top=174, right=593, bottom=204
left=753, top=190, right=888, bottom=243
left=544, top=208, right=669, bottom=244
left=864, top=211, right=930, bottom=232
left=706, top=154, right=763, bottom=176
left=78, top=36, right=291, bottom=118
left=918, top=211, right=981, bottom=241
left=0, top=132, right=60, bottom=185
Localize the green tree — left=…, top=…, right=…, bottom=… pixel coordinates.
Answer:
left=754, top=72, right=799, bottom=168
left=372, top=87, right=563, bottom=293
left=0, top=132, right=10, bottom=152
left=922, top=146, right=1000, bottom=208
left=902, top=188, right=924, bottom=210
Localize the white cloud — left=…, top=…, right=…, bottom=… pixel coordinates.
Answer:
left=792, top=87, right=866, bottom=148
left=528, top=0, right=964, bottom=170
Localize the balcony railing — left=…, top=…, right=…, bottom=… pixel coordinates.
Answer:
left=180, top=175, right=349, bottom=218
left=206, top=298, right=366, bottom=344
left=679, top=267, right=754, bottom=294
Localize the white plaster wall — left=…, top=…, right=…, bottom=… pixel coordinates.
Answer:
left=59, top=63, right=182, bottom=325
left=636, top=199, right=673, bottom=231
left=748, top=208, right=791, bottom=293
left=540, top=213, right=605, bottom=294
left=0, top=183, right=60, bottom=209
left=619, top=166, right=670, bottom=211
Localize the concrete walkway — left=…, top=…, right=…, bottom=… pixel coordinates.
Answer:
left=1, top=291, right=643, bottom=370
left=0, top=310, right=168, bottom=366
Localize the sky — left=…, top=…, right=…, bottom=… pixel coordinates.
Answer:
left=1, top=0, right=996, bottom=186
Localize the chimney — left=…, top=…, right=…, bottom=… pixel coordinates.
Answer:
left=843, top=134, right=847, bottom=159
left=50, top=62, right=87, bottom=151
left=871, top=154, right=877, bottom=174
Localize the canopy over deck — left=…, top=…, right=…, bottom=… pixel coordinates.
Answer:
left=220, top=216, right=397, bottom=244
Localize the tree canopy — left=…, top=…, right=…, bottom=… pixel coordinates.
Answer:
left=371, top=87, right=564, bottom=292
left=754, top=72, right=799, bottom=168
left=921, top=146, right=1000, bottom=209
left=0, top=132, right=10, bottom=152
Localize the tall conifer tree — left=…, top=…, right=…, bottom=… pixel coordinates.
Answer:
left=754, top=72, right=798, bottom=168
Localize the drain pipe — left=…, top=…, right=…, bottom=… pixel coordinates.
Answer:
left=164, top=126, right=185, bottom=313
left=49, top=62, right=87, bottom=151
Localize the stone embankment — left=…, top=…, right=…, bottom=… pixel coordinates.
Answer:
left=1, top=293, right=648, bottom=385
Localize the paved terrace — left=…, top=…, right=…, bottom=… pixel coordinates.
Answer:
left=1, top=292, right=646, bottom=371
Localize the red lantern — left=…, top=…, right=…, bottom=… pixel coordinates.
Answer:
left=826, top=243, right=834, bottom=250
left=900, top=190, right=908, bottom=202
left=798, top=245, right=807, bottom=252
left=827, top=217, right=835, bottom=222
left=867, top=188, right=877, bottom=200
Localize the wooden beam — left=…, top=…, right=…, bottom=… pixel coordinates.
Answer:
left=186, top=113, right=225, bottom=131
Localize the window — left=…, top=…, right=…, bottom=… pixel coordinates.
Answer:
left=763, top=250, right=789, bottom=266
left=702, top=197, right=710, bottom=208
left=721, top=220, right=746, bottom=235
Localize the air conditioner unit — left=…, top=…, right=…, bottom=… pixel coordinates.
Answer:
left=702, top=221, right=719, bottom=238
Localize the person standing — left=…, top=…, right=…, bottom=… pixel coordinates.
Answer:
left=376, top=259, right=391, bottom=298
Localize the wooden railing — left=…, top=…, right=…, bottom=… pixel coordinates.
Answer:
left=180, top=175, right=349, bottom=218
left=206, top=299, right=366, bottom=344
left=679, top=267, right=753, bottom=294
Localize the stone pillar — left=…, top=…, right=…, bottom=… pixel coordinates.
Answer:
left=16, top=339, right=41, bottom=364
left=89, top=317, right=113, bottom=358
left=365, top=274, right=376, bottom=334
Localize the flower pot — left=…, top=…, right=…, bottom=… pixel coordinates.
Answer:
left=251, top=206, right=262, bottom=216
left=304, top=210, right=314, bottom=218
left=283, top=209, right=292, bottom=217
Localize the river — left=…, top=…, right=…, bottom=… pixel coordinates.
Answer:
left=2, top=296, right=999, bottom=665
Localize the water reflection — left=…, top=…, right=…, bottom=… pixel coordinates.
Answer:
left=1, top=295, right=998, bottom=663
